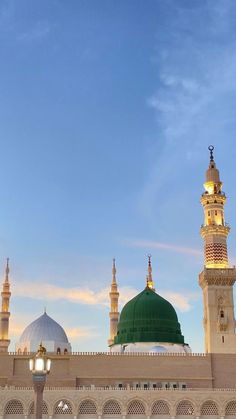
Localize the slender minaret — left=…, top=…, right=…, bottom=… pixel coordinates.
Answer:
left=146, top=254, right=155, bottom=290
left=0, top=259, right=11, bottom=352
left=199, top=146, right=236, bottom=353
left=108, top=258, right=119, bottom=347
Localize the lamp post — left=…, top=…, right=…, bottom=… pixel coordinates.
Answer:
left=29, top=344, right=51, bottom=419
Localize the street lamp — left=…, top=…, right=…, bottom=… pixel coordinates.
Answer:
left=29, top=344, right=51, bottom=419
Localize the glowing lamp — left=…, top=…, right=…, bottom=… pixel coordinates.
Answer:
left=29, top=343, right=51, bottom=374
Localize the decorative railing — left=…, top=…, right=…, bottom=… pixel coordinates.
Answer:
left=0, top=386, right=236, bottom=392
left=7, top=351, right=209, bottom=357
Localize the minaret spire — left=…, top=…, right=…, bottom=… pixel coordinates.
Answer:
left=5, top=258, right=9, bottom=283
left=199, top=146, right=236, bottom=353
left=112, top=258, right=116, bottom=283
left=108, top=258, right=119, bottom=347
left=200, top=145, right=228, bottom=268
left=146, top=255, right=155, bottom=290
left=0, top=259, right=11, bottom=352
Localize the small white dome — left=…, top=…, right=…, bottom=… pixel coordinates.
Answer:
left=19, top=312, right=68, bottom=343
left=16, top=312, right=71, bottom=354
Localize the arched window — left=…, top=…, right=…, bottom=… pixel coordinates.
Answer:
left=103, top=400, right=121, bottom=415
left=220, top=310, right=224, bottom=318
left=127, top=400, right=145, bottom=415
left=225, top=400, right=236, bottom=416
left=78, top=400, right=97, bottom=415
left=54, top=400, right=72, bottom=415
left=200, top=400, right=219, bottom=416
left=152, top=400, right=170, bottom=415
left=64, top=348, right=68, bottom=354
left=176, top=400, right=194, bottom=416
left=57, top=348, right=61, bottom=355
left=5, top=400, right=24, bottom=415
left=29, top=401, right=48, bottom=415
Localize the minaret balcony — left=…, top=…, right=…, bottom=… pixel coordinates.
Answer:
left=201, top=192, right=226, bottom=205
left=200, top=223, right=230, bottom=238
left=199, top=266, right=236, bottom=288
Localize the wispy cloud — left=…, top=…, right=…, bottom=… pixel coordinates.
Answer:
left=0, top=1, right=52, bottom=42
left=9, top=320, right=24, bottom=337
left=124, top=238, right=202, bottom=257
left=12, top=281, right=195, bottom=313
left=141, top=0, right=236, bottom=214
left=161, top=291, right=199, bottom=312
left=17, top=21, right=51, bottom=42
left=66, top=326, right=98, bottom=340
left=12, top=282, right=137, bottom=307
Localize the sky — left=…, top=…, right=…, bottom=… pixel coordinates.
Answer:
left=1, top=0, right=236, bottom=353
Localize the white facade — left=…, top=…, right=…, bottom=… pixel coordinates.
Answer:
left=111, top=342, right=191, bottom=354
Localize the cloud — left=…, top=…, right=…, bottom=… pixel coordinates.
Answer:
left=141, top=0, right=236, bottom=214
left=66, top=327, right=98, bottom=340
left=9, top=320, right=24, bottom=337
left=12, top=281, right=136, bottom=307
left=17, top=21, right=51, bottom=42
left=0, top=1, right=52, bottom=42
left=12, top=281, right=195, bottom=313
left=13, top=282, right=109, bottom=306
left=124, top=238, right=202, bottom=257
left=160, top=291, right=199, bottom=312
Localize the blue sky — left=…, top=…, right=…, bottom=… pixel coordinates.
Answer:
left=1, top=0, right=236, bottom=352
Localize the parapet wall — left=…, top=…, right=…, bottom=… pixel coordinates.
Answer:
left=1, top=352, right=236, bottom=389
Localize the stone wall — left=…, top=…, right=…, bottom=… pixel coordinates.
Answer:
left=2, top=352, right=236, bottom=390
left=0, top=387, right=236, bottom=418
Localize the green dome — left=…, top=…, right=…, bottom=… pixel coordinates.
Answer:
left=113, top=287, right=185, bottom=346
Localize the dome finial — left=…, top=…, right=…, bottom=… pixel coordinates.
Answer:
left=208, top=145, right=214, bottom=162
left=146, top=254, right=155, bottom=290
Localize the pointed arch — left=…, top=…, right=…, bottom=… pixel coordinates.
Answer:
left=151, top=400, right=170, bottom=416
left=176, top=400, right=195, bottom=416
left=4, top=399, right=24, bottom=418
left=53, top=399, right=73, bottom=416
left=103, top=400, right=122, bottom=415
left=29, top=401, right=49, bottom=415
left=225, top=400, right=236, bottom=417
left=78, top=399, right=97, bottom=415
left=200, top=400, right=219, bottom=416
left=127, top=400, right=146, bottom=415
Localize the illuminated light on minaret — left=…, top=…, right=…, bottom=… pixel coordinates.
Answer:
left=108, top=258, right=119, bottom=347
left=199, top=147, right=236, bottom=353
left=146, top=254, right=155, bottom=290
left=0, top=259, right=11, bottom=352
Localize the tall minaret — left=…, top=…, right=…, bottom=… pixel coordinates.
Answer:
left=199, top=146, right=236, bottom=353
left=108, top=258, right=119, bottom=347
left=0, top=259, right=11, bottom=352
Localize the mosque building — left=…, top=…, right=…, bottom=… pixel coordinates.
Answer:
left=1, top=147, right=236, bottom=418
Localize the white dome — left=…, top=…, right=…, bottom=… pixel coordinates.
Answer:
left=19, top=312, right=68, bottom=343
left=16, top=312, right=71, bottom=354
